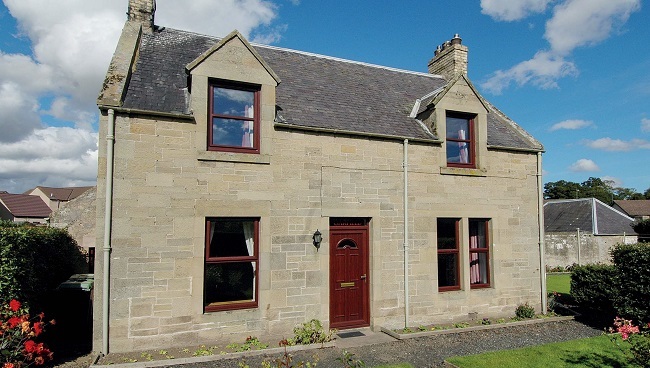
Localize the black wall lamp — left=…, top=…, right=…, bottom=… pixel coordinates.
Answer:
left=312, top=229, right=322, bottom=251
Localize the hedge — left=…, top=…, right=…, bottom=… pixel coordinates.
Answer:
left=570, top=243, right=650, bottom=324
left=611, top=243, right=650, bottom=323
left=0, top=221, right=87, bottom=311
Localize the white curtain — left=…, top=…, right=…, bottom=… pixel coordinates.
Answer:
left=469, top=235, right=480, bottom=284
left=241, top=105, right=254, bottom=148
left=242, top=221, right=256, bottom=299
left=458, top=129, right=468, bottom=163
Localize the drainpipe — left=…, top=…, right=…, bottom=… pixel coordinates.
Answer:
left=102, top=109, right=116, bottom=354
left=403, top=139, right=409, bottom=328
left=537, top=152, right=547, bottom=314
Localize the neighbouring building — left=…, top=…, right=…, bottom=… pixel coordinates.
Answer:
left=95, top=0, right=546, bottom=353
left=613, top=200, right=650, bottom=221
left=49, top=187, right=98, bottom=273
left=0, top=192, right=51, bottom=224
left=25, top=186, right=94, bottom=211
left=544, top=198, right=636, bottom=268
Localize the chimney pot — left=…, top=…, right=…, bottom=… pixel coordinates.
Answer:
left=451, top=34, right=462, bottom=45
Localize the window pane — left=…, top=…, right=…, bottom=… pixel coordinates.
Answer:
left=204, top=262, right=256, bottom=305
left=470, top=253, right=489, bottom=284
left=437, top=218, right=457, bottom=249
left=212, top=87, right=255, bottom=118
left=446, top=141, right=464, bottom=164
left=438, top=253, right=458, bottom=287
left=446, top=116, right=469, bottom=139
left=208, top=219, right=256, bottom=258
left=212, top=118, right=255, bottom=148
left=469, top=220, right=487, bottom=249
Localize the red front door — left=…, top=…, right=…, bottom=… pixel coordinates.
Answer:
left=329, top=219, right=369, bottom=329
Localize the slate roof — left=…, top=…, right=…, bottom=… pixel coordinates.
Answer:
left=613, top=200, right=650, bottom=217
left=120, top=27, right=542, bottom=151
left=0, top=193, right=52, bottom=218
left=544, top=198, right=636, bottom=235
left=27, top=186, right=94, bottom=202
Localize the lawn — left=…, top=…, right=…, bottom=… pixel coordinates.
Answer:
left=446, top=335, right=633, bottom=368
left=547, top=272, right=571, bottom=295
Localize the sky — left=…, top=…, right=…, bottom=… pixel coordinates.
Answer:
left=0, top=0, right=648, bottom=194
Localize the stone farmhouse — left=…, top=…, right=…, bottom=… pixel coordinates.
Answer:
left=95, top=0, right=545, bottom=353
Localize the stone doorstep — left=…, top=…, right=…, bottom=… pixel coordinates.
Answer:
left=380, top=315, right=576, bottom=340
left=89, top=341, right=336, bottom=368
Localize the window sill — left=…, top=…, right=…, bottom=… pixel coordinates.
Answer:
left=440, top=166, right=486, bottom=177
left=198, top=151, right=271, bottom=165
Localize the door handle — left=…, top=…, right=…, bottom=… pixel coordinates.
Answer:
left=360, top=274, right=366, bottom=280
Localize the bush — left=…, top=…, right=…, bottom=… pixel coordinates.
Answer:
left=570, top=264, right=617, bottom=319
left=611, top=243, right=650, bottom=324
left=287, top=319, right=335, bottom=345
left=515, top=303, right=536, bottom=319
left=0, top=222, right=87, bottom=311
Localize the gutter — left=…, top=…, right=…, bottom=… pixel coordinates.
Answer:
left=102, top=109, right=116, bottom=354
left=274, top=122, right=441, bottom=145
left=537, top=152, right=547, bottom=314
left=97, top=105, right=195, bottom=121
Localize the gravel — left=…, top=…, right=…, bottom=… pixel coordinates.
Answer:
left=163, top=320, right=602, bottom=368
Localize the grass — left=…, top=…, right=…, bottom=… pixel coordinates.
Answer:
left=447, top=335, right=633, bottom=368
left=547, top=272, right=571, bottom=295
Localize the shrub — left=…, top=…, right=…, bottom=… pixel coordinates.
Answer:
left=611, top=243, right=650, bottom=324
left=287, top=319, right=335, bottom=345
left=514, top=303, right=536, bottom=319
left=570, top=264, right=617, bottom=320
left=0, top=223, right=87, bottom=310
left=608, top=317, right=650, bottom=367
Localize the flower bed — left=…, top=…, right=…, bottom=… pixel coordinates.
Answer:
left=381, top=315, right=575, bottom=340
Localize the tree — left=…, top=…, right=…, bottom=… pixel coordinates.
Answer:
left=544, top=177, right=644, bottom=205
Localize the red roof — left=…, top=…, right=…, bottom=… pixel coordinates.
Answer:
left=28, top=186, right=94, bottom=201
left=0, top=193, right=52, bottom=218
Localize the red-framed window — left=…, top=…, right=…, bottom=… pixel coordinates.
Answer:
left=446, top=113, right=475, bottom=168
left=469, top=219, right=490, bottom=288
left=437, top=218, right=461, bottom=291
left=204, top=217, right=259, bottom=312
left=208, top=81, right=260, bottom=153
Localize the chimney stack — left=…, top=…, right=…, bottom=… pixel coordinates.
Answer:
left=428, top=34, right=468, bottom=80
left=128, top=0, right=156, bottom=33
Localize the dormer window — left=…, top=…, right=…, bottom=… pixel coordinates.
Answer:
left=208, top=81, right=260, bottom=153
left=446, top=113, right=475, bottom=168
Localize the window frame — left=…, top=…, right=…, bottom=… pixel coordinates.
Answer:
left=437, top=218, right=461, bottom=292
left=204, top=217, right=260, bottom=312
left=445, top=112, right=476, bottom=168
left=208, top=80, right=261, bottom=154
left=469, top=218, right=491, bottom=289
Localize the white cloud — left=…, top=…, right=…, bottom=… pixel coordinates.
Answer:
left=569, top=159, right=600, bottom=172
left=0, top=127, right=98, bottom=193
left=584, top=137, right=650, bottom=151
left=0, top=82, right=42, bottom=142
left=156, top=0, right=279, bottom=40
left=480, top=0, right=553, bottom=21
left=482, top=0, right=640, bottom=94
left=642, top=118, right=650, bottom=133
left=545, top=0, right=641, bottom=55
left=481, top=51, right=578, bottom=94
left=549, top=119, right=593, bottom=131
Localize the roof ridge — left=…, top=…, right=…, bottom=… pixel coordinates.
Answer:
left=160, top=27, right=445, bottom=80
